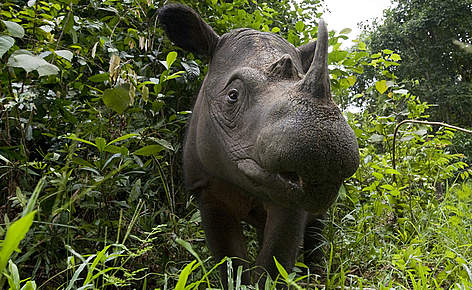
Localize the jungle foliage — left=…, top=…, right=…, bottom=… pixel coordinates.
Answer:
left=0, top=0, right=471, bottom=289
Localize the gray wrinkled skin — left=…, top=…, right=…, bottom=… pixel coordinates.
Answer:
left=158, top=4, right=359, bottom=287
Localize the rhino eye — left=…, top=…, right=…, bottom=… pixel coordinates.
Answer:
left=227, top=88, right=239, bottom=103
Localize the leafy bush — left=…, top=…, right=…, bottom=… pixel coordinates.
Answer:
left=0, top=0, right=470, bottom=289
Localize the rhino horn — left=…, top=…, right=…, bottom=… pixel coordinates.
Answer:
left=299, top=19, right=330, bottom=99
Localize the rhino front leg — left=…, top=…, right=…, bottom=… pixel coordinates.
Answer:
left=255, top=203, right=308, bottom=284
left=199, top=189, right=250, bottom=287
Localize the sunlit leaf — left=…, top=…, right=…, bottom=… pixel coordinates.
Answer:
left=295, top=21, right=305, bottom=32
left=0, top=35, right=14, bottom=58
left=0, top=211, right=36, bottom=272
left=339, top=28, right=352, bottom=34
left=133, top=144, right=164, bottom=156
left=7, top=53, right=59, bottom=76
left=375, top=80, right=388, bottom=94
left=2, top=20, right=25, bottom=38
left=55, top=49, right=73, bottom=61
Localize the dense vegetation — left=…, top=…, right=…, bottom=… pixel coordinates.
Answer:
left=0, top=0, right=471, bottom=289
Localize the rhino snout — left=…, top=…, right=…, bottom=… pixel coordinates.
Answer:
left=250, top=111, right=359, bottom=212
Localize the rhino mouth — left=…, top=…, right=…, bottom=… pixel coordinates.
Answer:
left=279, top=171, right=303, bottom=189
left=237, top=158, right=340, bottom=213
left=237, top=159, right=307, bottom=208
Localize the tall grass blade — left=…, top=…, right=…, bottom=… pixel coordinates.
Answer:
left=0, top=211, right=36, bottom=272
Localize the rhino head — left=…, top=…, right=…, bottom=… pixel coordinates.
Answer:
left=159, top=4, right=359, bottom=214
left=158, top=3, right=360, bottom=284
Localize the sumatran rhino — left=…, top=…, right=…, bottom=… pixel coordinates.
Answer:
left=158, top=4, right=360, bottom=286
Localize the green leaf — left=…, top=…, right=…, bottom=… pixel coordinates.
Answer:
left=0, top=211, right=36, bottom=272
left=329, top=50, right=348, bottom=63
left=166, top=51, right=177, bottom=69
left=0, top=35, right=15, bottom=58
left=371, top=52, right=382, bottom=59
left=295, top=21, right=305, bottom=33
left=390, top=53, right=402, bottom=61
left=382, top=49, right=394, bottom=55
left=83, top=245, right=111, bottom=285
left=22, top=177, right=45, bottom=217
left=107, top=133, right=138, bottom=145
left=7, top=53, right=59, bottom=76
left=375, top=80, right=388, bottom=94
left=2, top=20, right=25, bottom=38
left=133, top=144, right=164, bottom=156
left=95, top=137, right=106, bottom=152
left=36, top=63, right=60, bottom=76
left=88, top=73, right=109, bottom=82
left=357, top=41, right=367, bottom=51
left=153, top=138, right=174, bottom=151
left=55, top=49, right=73, bottom=61
left=385, top=168, right=401, bottom=175
left=339, top=28, right=352, bottom=34
left=175, top=260, right=197, bottom=290
left=368, top=133, right=384, bottom=143
left=102, top=87, right=130, bottom=114
left=274, top=257, right=289, bottom=279
left=347, top=75, right=357, bottom=86
left=65, top=134, right=97, bottom=147
left=7, top=260, right=20, bottom=290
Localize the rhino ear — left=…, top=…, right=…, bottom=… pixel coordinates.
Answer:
left=158, top=4, right=219, bottom=57
left=297, top=41, right=316, bottom=73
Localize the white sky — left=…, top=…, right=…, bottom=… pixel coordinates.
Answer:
left=322, top=0, right=392, bottom=41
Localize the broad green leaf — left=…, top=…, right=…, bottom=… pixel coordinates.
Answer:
left=385, top=168, right=401, bottom=175
left=107, top=133, right=138, bottom=145
left=133, top=144, right=164, bottom=156
left=0, top=35, right=15, bottom=58
left=3, top=20, right=25, bottom=38
left=103, top=144, right=124, bottom=154
left=382, top=49, right=394, bottom=55
left=375, top=80, right=388, bottom=94
left=347, top=75, right=357, bottom=86
left=339, top=28, right=352, bottom=34
left=274, top=257, right=289, bottom=279
left=371, top=52, right=382, bottom=59
left=175, top=260, right=197, bottom=290
left=102, top=87, right=130, bottom=114
left=88, top=73, right=109, bottom=82
left=7, top=53, right=59, bottom=76
left=65, top=134, right=97, bottom=147
left=295, top=21, right=305, bottom=32
left=95, top=137, right=106, bottom=152
left=165, top=51, right=177, bottom=70
left=380, top=184, right=396, bottom=191
left=36, top=63, right=60, bottom=76
left=391, top=53, right=402, bottom=61
left=153, top=138, right=174, bottom=151
left=329, top=50, right=348, bottom=63
left=368, top=133, right=384, bottom=143
left=71, top=157, right=94, bottom=168
left=55, top=49, right=73, bottom=61
left=0, top=211, right=36, bottom=272
left=8, top=260, right=20, bottom=289
left=20, top=281, right=37, bottom=290
left=357, top=41, right=367, bottom=51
